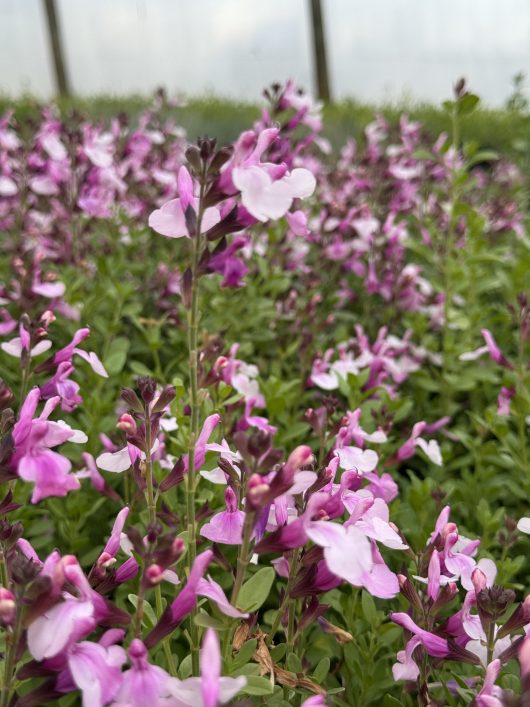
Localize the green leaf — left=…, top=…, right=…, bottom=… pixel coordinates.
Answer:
left=178, top=654, right=192, bottom=679
left=193, top=612, right=228, bottom=631
left=313, top=656, right=330, bottom=683
left=127, top=594, right=156, bottom=627
left=384, top=695, right=404, bottom=706
left=238, top=567, right=275, bottom=613
left=457, top=93, right=480, bottom=115
left=231, top=639, right=257, bottom=670
left=270, top=643, right=286, bottom=662
left=286, top=653, right=302, bottom=673
left=361, top=590, right=378, bottom=626
left=237, top=675, right=274, bottom=696
left=104, top=336, right=130, bottom=375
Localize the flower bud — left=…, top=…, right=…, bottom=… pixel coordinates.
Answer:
left=137, top=377, right=157, bottom=404
left=151, top=385, right=176, bottom=414
left=121, top=387, right=144, bottom=413
left=0, top=588, right=16, bottom=626
left=0, top=379, right=14, bottom=411
left=117, top=413, right=137, bottom=435
left=398, top=574, right=423, bottom=612
left=144, top=564, right=164, bottom=586
left=246, top=473, right=270, bottom=510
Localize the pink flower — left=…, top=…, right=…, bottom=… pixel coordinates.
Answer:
left=390, top=613, right=449, bottom=657
left=392, top=636, right=421, bottom=681
left=497, top=386, right=515, bottom=416
left=61, top=639, right=126, bottom=707
left=232, top=165, right=316, bottom=222
left=167, top=628, right=246, bottom=706
left=475, top=659, right=504, bottom=707
left=145, top=550, right=213, bottom=648
left=183, top=413, right=221, bottom=473
left=200, top=487, right=245, bottom=544
left=149, top=166, right=221, bottom=238
left=112, top=639, right=172, bottom=706
left=196, top=576, right=249, bottom=619
left=10, top=388, right=84, bottom=503
left=396, top=421, right=442, bottom=466
left=335, top=446, right=379, bottom=474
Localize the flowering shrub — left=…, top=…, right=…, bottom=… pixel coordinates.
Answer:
left=0, top=79, right=528, bottom=705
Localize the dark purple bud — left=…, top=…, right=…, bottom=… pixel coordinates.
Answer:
left=185, top=145, right=202, bottom=174
left=247, top=430, right=272, bottom=459
left=209, top=145, right=234, bottom=173
left=152, top=385, right=177, bottom=414
left=121, top=387, right=144, bottom=414
left=0, top=491, right=20, bottom=515
left=159, top=457, right=185, bottom=492
left=497, top=595, right=530, bottom=639
left=198, top=136, right=217, bottom=162
left=205, top=206, right=240, bottom=242
left=146, top=523, right=163, bottom=545
left=11, top=553, right=40, bottom=586
left=184, top=204, right=197, bottom=237
left=137, top=377, right=157, bottom=405
left=125, top=527, right=146, bottom=557
left=476, top=585, right=515, bottom=623
left=398, top=574, right=423, bottom=613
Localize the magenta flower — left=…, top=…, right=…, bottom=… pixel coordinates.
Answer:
left=59, top=638, right=126, bottom=707
left=112, top=639, right=172, bottom=706
left=475, top=659, right=504, bottom=707
left=497, top=386, right=515, bottom=416
left=149, top=166, right=221, bottom=238
left=460, top=328, right=513, bottom=370
left=392, top=636, right=421, bottom=681
left=197, top=576, right=249, bottom=619
left=167, top=628, right=246, bottom=706
left=145, top=550, right=213, bottom=648
left=200, top=487, right=245, bottom=544
left=390, top=613, right=449, bottom=657
left=10, top=388, right=85, bottom=503
left=396, top=421, right=442, bottom=466
left=183, top=413, right=221, bottom=473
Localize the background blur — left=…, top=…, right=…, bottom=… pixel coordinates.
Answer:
left=1, top=0, right=530, bottom=106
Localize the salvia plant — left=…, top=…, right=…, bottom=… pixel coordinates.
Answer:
left=0, top=78, right=528, bottom=706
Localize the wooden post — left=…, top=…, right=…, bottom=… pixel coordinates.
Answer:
left=42, top=0, right=71, bottom=96
left=308, top=0, right=331, bottom=102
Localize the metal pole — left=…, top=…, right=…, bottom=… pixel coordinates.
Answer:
left=42, top=0, right=71, bottom=96
left=308, top=0, right=331, bottom=102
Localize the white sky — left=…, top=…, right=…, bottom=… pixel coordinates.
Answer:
left=1, top=0, right=529, bottom=106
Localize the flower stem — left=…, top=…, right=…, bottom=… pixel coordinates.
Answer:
left=230, top=512, right=255, bottom=608
left=266, top=549, right=301, bottom=647
left=144, top=415, right=177, bottom=675
left=185, top=176, right=206, bottom=676
left=1, top=604, right=24, bottom=707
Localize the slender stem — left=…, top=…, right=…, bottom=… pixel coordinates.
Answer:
left=486, top=621, right=496, bottom=666
left=517, top=328, right=529, bottom=479
left=230, top=512, right=255, bottom=607
left=186, top=174, right=206, bottom=675
left=144, top=414, right=177, bottom=675
left=144, top=417, right=156, bottom=525
left=154, top=584, right=177, bottom=676
left=19, top=356, right=31, bottom=403
left=1, top=605, right=24, bottom=707
left=266, top=549, right=301, bottom=647
left=133, top=582, right=146, bottom=637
